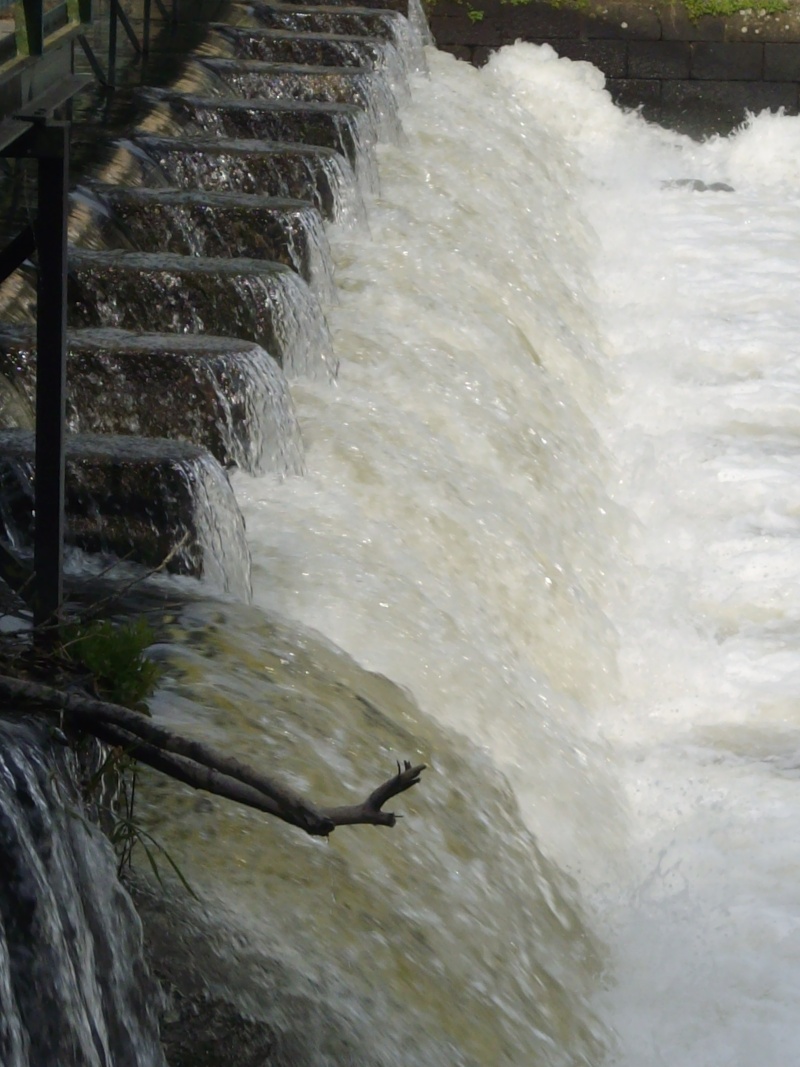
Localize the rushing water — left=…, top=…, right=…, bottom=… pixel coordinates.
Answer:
left=12, top=19, right=799, bottom=1067
left=0, top=720, right=164, bottom=1066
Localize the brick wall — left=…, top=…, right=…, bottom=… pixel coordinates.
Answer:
left=427, top=0, right=800, bottom=131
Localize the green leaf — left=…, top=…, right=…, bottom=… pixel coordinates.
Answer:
left=63, top=618, right=162, bottom=708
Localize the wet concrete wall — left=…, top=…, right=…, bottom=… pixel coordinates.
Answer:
left=427, top=0, right=800, bottom=131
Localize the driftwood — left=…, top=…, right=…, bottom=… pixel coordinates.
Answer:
left=0, top=672, right=425, bottom=837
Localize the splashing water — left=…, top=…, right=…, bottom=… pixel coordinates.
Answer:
left=0, top=720, right=164, bottom=1067
left=4, top=15, right=797, bottom=1065
left=199, top=40, right=800, bottom=1067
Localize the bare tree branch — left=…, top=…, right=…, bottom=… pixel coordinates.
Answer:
left=324, top=761, right=426, bottom=827
left=0, top=672, right=425, bottom=837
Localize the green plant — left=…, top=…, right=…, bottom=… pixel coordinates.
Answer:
left=64, top=616, right=178, bottom=881
left=63, top=618, right=162, bottom=710
left=58, top=616, right=177, bottom=880
left=109, top=757, right=197, bottom=896
left=467, top=6, right=485, bottom=19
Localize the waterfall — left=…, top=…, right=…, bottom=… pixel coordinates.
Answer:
left=136, top=603, right=609, bottom=1067
left=0, top=323, right=304, bottom=477
left=146, top=87, right=381, bottom=194
left=197, top=55, right=403, bottom=144
left=246, top=0, right=427, bottom=72
left=119, top=132, right=365, bottom=225
left=68, top=247, right=336, bottom=381
left=130, top=22, right=621, bottom=1067
left=0, top=719, right=164, bottom=1067
left=75, top=183, right=337, bottom=301
left=1, top=2, right=798, bottom=1063
left=134, top=35, right=800, bottom=1067
left=0, top=429, right=252, bottom=599
left=207, top=24, right=414, bottom=110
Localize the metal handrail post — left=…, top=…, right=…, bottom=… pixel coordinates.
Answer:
left=33, top=120, right=69, bottom=627
left=107, top=0, right=117, bottom=84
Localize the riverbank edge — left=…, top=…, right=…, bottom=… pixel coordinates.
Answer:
left=426, top=0, right=800, bottom=131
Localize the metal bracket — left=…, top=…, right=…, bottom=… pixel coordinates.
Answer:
left=15, top=73, right=93, bottom=122
left=0, top=225, right=35, bottom=283
left=74, top=0, right=176, bottom=87
left=76, top=31, right=107, bottom=85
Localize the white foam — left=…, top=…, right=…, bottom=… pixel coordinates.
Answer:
left=234, top=40, right=800, bottom=1065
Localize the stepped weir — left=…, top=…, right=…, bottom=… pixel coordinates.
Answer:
left=0, top=1, right=435, bottom=1061
left=3, top=0, right=797, bottom=1065
left=0, top=0, right=403, bottom=601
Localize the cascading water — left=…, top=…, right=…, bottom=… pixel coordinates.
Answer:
left=166, top=89, right=381, bottom=194
left=68, top=247, right=336, bottom=380
left=0, top=719, right=164, bottom=1067
left=519, top=54, right=800, bottom=1064
left=0, top=430, right=252, bottom=599
left=128, top=31, right=800, bottom=1067
left=207, top=24, right=413, bottom=111
left=76, top=182, right=337, bottom=300
left=246, top=0, right=428, bottom=73
left=119, top=132, right=365, bottom=225
left=2, top=4, right=799, bottom=1062
left=198, top=55, right=403, bottom=144
left=0, top=318, right=306, bottom=480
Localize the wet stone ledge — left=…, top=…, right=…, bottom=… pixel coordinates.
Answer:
left=67, top=248, right=336, bottom=381
left=146, top=89, right=373, bottom=175
left=121, top=133, right=355, bottom=222
left=0, top=325, right=304, bottom=477
left=0, top=429, right=251, bottom=599
left=244, top=0, right=408, bottom=42
left=209, top=23, right=391, bottom=70
left=74, top=182, right=334, bottom=297
left=427, top=0, right=800, bottom=131
left=199, top=56, right=375, bottom=109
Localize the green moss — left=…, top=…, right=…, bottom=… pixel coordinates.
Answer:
left=428, top=0, right=790, bottom=17
left=683, top=0, right=788, bottom=16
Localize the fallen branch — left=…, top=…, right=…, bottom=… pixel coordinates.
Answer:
left=0, top=672, right=425, bottom=837
left=324, top=761, right=425, bottom=827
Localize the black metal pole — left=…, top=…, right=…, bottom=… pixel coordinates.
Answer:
left=22, top=0, right=44, bottom=56
left=142, top=0, right=152, bottom=56
left=33, top=121, right=69, bottom=628
left=114, top=0, right=142, bottom=53
left=108, top=0, right=118, bottom=86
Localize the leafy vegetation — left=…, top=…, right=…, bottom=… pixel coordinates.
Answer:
left=59, top=618, right=193, bottom=888
left=62, top=618, right=162, bottom=710
left=109, top=756, right=197, bottom=894
left=0, top=608, right=185, bottom=884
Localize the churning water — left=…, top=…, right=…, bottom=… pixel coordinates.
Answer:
left=130, top=34, right=800, bottom=1067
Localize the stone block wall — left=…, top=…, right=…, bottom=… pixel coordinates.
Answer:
left=427, top=0, right=800, bottom=132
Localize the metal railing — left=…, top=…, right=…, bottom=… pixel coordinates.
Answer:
left=0, top=0, right=177, bottom=624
